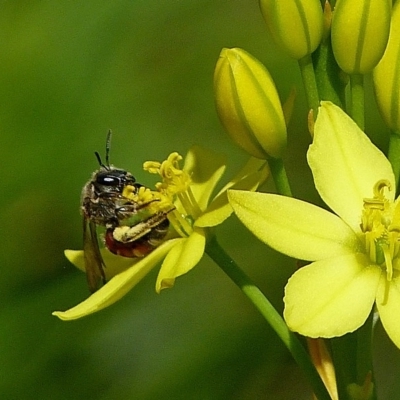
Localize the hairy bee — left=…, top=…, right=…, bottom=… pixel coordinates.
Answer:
left=81, top=131, right=172, bottom=292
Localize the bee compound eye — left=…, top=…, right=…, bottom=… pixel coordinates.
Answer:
left=97, top=174, right=121, bottom=186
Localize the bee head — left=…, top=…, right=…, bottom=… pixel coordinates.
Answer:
left=92, top=130, right=137, bottom=194
left=93, top=168, right=136, bottom=194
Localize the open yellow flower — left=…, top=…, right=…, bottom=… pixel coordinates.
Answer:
left=53, top=146, right=268, bottom=320
left=229, top=101, right=400, bottom=349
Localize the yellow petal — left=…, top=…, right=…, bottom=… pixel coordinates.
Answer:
left=376, top=273, right=400, bottom=349
left=228, top=190, right=362, bottom=261
left=195, top=158, right=268, bottom=227
left=331, top=0, right=391, bottom=74
left=373, top=1, right=400, bottom=133
left=183, top=146, right=226, bottom=211
left=260, top=0, right=324, bottom=60
left=308, top=102, right=395, bottom=233
left=284, top=254, right=381, bottom=337
left=53, top=239, right=180, bottom=320
left=156, top=228, right=206, bottom=293
left=214, top=48, right=287, bottom=159
left=64, top=249, right=135, bottom=278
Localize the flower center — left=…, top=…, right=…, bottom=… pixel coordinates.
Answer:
left=361, top=180, right=400, bottom=281
left=143, top=152, right=202, bottom=237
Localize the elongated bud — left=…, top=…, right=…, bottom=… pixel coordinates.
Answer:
left=214, top=48, right=287, bottom=159
left=259, top=0, right=323, bottom=60
left=331, top=0, right=391, bottom=74
left=373, top=2, right=400, bottom=133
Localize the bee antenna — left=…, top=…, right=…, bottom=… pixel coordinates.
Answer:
left=105, top=129, right=112, bottom=167
left=94, top=151, right=106, bottom=168
left=94, top=130, right=113, bottom=169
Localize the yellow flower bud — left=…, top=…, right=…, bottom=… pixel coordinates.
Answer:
left=259, top=0, right=323, bottom=60
left=214, top=48, right=287, bottom=159
left=373, top=2, right=400, bottom=133
left=331, top=0, right=391, bottom=74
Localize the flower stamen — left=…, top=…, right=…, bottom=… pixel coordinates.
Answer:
left=144, top=152, right=191, bottom=199
left=361, top=180, right=400, bottom=281
left=382, top=243, right=393, bottom=281
left=122, top=185, right=172, bottom=215
left=168, top=211, right=192, bottom=238
left=143, top=152, right=204, bottom=237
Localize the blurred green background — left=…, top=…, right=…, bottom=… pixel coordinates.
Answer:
left=1, top=1, right=398, bottom=399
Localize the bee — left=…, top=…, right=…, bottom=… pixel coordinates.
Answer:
left=81, top=131, right=172, bottom=292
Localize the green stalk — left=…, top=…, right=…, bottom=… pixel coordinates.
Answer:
left=268, top=157, right=293, bottom=197
left=312, top=33, right=345, bottom=107
left=330, top=312, right=376, bottom=400
left=349, top=74, right=365, bottom=130
left=298, top=54, right=320, bottom=117
left=356, top=312, right=377, bottom=400
left=206, top=237, right=331, bottom=400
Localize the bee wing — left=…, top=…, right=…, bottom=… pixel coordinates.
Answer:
left=83, top=218, right=106, bottom=293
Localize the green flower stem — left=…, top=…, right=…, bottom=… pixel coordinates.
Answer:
left=388, top=133, right=400, bottom=194
left=330, top=312, right=377, bottom=400
left=356, top=312, right=376, bottom=400
left=268, top=157, right=293, bottom=197
left=298, top=54, right=320, bottom=117
left=349, top=74, right=365, bottom=130
left=312, top=36, right=345, bottom=107
left=330, top=334, right=357, bottom=399
left=206, top=237, right=331, bottom=400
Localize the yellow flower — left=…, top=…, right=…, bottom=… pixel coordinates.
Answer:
left=214, top=48, right=287, bottom=159
left=331, top=0, right=391, bottom=74
left=229, top=102, right=400, bottom=349
left=259, top=0, right=323, bottom=60
left=373, top=1, right=400, bottom=133
left=53, top=146, right=268, bottom=320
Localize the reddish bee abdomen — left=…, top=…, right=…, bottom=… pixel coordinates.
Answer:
left=105, top=229, right=155, bottom=258
left=105, top=216, right=170, bottom=258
